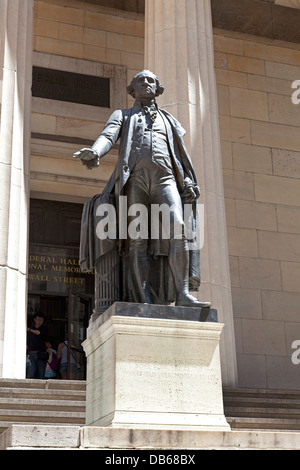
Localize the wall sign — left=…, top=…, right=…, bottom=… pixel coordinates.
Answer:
left=28, top=254, right=88, bottom=285
left=32, top=66, right=110, bottom=107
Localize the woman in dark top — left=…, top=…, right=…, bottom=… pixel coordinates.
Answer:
left=26, top=312, right=48, bottom=379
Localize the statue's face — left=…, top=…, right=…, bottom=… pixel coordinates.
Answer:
left=133, top=72, right=157, bottom=100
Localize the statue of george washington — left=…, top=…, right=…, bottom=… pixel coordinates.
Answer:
left=74, top=70, right=210, bottom=309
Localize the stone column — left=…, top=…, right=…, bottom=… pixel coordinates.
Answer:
left=0, top=0, right=33, bottom=378
left=145, top=0, right=237, bottom=386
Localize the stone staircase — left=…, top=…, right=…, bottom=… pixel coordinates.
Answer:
left=0, top=378, right=86, bottom=435
left=1, top=380, right=300, bottom=437
left=223, top=388, right=300, bottom=431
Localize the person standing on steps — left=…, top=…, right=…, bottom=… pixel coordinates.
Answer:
left=26, top=312, right=49, bottom=379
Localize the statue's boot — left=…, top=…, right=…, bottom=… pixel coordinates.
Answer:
left=130, top=251, right=151, bottom=304
left=169, top=240, right=211, bottom=308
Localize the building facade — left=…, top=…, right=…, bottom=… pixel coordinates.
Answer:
left=1, top=0, right=300, bottom=390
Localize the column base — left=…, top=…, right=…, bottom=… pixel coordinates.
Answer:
left=83, top=303, right=229, bottom=431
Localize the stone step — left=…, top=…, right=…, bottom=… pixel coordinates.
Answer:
left=0, top=397, right=86, bottom=412
left=0, top=408, right=85, bottom=435
left=0, top=386, right=86, bottom=401
left=0, top=409, right=85, bottom=423
left=0, top=411, right=85, bottom=435
left=0, top=420, right=85, bottom=436
left=223, top=387, right=300, bottom=400
left=0, top=379, right=86, bottom=435
left=0, top=378, right=86, bottom=391
left=227, top=416, right=300, bottom=431
left=2, top=423, right=300, bottom=450
left=224, top=396, right=300, bottom=407
left=225, top=405, right=300, bottom=419
left=0, top=421, right=83, bottom=436
left=223, top=388, right=300, bottom=431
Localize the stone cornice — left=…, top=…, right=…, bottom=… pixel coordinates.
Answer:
left=275, top=0, right=300, bottom=9
left=211, top=0, right=300, bottom=44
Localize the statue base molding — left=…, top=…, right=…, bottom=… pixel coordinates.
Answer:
left=82, top=303, right=229, bottom=431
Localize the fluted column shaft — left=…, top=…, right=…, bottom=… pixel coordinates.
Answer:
left=145, top=0, right=237, bottom=386
left=0, top=0, right=33, bottom=378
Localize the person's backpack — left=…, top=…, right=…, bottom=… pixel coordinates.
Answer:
left=49, top=351, right=60, bottom=372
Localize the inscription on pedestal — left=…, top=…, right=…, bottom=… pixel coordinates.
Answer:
left=117, top=335, right=221, bottom=414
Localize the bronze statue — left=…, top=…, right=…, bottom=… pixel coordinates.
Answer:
left=74, top=70, right=210, bottom=309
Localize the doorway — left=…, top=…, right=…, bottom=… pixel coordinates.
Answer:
left=27, top=198, right=95, bottom=380
left=27, top=290, right=91, bottom=380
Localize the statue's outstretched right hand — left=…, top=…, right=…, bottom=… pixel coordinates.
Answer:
left=73, top=148, right=99, bottom=170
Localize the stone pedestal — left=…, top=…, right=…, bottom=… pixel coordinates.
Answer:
left=83, top=303, right=229, bottom=431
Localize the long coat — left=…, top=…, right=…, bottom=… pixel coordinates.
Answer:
left=91, top=102, right=198, bottom=196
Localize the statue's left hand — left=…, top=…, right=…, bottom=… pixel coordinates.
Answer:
left=181, top=185, right=200, bottom=202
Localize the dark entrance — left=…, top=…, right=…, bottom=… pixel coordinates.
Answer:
left=27, top=199, right=94, bottom=380
left=27, top=291, right=91, bottom=379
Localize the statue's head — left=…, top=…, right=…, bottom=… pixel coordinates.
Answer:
left=127, top=70, right=164, bottom=100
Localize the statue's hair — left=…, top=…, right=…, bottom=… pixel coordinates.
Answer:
left=127, top=70, right=165, bottom=98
